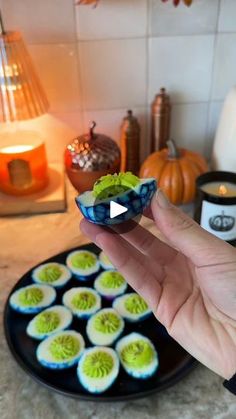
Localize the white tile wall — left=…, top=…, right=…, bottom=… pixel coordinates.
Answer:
left=76, top=0, right=147, bottom=40
left=211, top=34, right=236, bottom=101
left=148, top=35, right=215, bottom=104
left=2, top=0, right=76, bottom=44
left=150, top=0, right=219, bottom=36
left=218, top=0, right=236, bottom=32
left=79, top=38, right=147, bottom=110
left=1, top=0, right=235, bottom=162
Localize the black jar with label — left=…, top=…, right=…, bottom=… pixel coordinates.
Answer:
left=194, top=171, right=236, bottom=246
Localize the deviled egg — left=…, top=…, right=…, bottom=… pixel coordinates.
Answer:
left=113, top=292, right=151, bottom=322
left=94, top=270, right=127, bottom=300
left=9, top=284, right=56, bottom=314
left=36, top=330, right=85, bottom=369
left=99, top=251, right=114, bottom=270
left=115, top=332, right=158, bottom=379
left=26, top=305, right=73, bottom=340
left=32, top=262, right=72, bottom=288
left=77, top=346, right=119, bottom=394
left=66, top=250, right=100, bottom=280
left=62, top=287, right=101, bottom=319
left=76, top=172, right=157, bottom=226
left=86, top=308, right=124, bottom=346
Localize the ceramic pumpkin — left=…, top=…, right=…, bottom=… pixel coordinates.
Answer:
left=140, top=140, right=208, bottom=205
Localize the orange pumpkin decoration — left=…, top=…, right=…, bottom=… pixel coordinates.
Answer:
left=140, top=140, right=208, bottom=205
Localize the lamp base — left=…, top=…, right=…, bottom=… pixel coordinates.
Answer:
left=0, top=163, right=66, bottom=216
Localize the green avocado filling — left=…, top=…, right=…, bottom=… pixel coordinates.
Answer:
left=100, top=252, right=113, bottom=267
left=72, top=291, right=96, bottom=310
left=18, top=287, right=43, bottom=306
left=93, top=172, right=140, bottom=200
left=121, top=340, right=154, bottom=369
left=124, top=294, right=148, bottom=315
left=35, top=311, right=60, bottom=333
left=38, top=264, right=62, bottom=283
left=99, top=271, right=125, bottom=289
left=82, top=351, right=114, bottom=379
left=49, top=334, right=80, bottom=360
left=71, top=251, right=96, bottom=270
left=94, top=312, right=121, bottom=334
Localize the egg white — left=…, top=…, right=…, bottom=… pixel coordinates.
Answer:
left=66, top=250, right=100, bottom=279
left=112, top=293, right=152, bottom=322
left=32, top=263, right=72, bottom=288
left=115, top=332, right=158, bottom=379
left=86, top=308, right=124, bottom=346
left=62, top=287, right=101, bottom=319
left=77, top=346, right=120, bottom=394
left=10, top=284, right=56, bottom=314
left=26, top=305, right=73, bottom=340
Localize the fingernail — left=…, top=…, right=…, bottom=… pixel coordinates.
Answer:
left=156, top=189, right=171, bottom=209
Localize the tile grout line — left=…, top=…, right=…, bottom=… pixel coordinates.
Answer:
left=72, top=0, right=86, bottom=133
left=204, top=0, right=222, bottom=157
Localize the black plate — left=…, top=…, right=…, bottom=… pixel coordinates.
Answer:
left=4, top=243, right=197, bottom=402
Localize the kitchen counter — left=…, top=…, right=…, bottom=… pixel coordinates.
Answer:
left=1, top=183, right=236, bottom=419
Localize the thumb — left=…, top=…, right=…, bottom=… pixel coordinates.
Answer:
left=151, top=189, right=236, bottom=267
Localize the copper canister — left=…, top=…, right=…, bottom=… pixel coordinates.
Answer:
left=120, top=110, right=140, bottom=175
left=151, top=87, right=171, bottom=152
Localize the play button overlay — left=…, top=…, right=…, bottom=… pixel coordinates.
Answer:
left=94, top=185, right=142, bottom=234
left=110, top=201, right=128, bottom=219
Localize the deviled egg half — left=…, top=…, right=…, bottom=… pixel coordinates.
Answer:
left=78, top=347, right=119, bottom=394
left=10, top=284, right=56, bottom=314
left=76, top=172, right=157, bottom=226
left=66, top=250, right=100, bottom=280
left=26, top=305, right=73, bottom=340
left=62, top=287, right=101, bottom=319
left=94, top=270, right=127, bottom=300
left=32, top=262, right=72, bottom=288
left=86, top=308, right=124, bottom=346
left=36, top=330, right=85, bottom=369
left=113, top=292, right=151, bottom=322
left=99, top=251, right=114, bottom=270
left=116, top=333, right=158, bottom=379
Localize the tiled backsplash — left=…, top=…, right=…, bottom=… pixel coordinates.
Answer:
left=1, top=0, right=235, bottom=162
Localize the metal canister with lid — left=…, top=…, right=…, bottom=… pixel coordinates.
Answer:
left=151, top=88, right=171, bottom=152
left=65, top=122, right=121, bottom=193
left=120, top=110, right=140, bottom=175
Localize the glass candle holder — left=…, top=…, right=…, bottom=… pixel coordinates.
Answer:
left=0, top=131, right=48, bottom=196
left=194, top=171, right=236, bottom=246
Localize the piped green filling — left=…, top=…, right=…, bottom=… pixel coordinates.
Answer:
left=94, top=312, right=121, bottom=334
left=49, top=335, right=80, bottom=360
left=35, top=311, right=60, bottom=333
left=93, top=172, right=140, bottom=200
left=18, top=287, right=43, bottom=306
left=82, top=351, right=114, bottom=379
left=121, top=340, right=154, bottom=369
left=38, top=264, right=62, bottom=283
left=71, top=252, right=96, bottom=270
left=99, top=271, right=125, bottom=289
left=124, top=295, right=148, bottom=314
left=72, top=292, right=96, bottom=310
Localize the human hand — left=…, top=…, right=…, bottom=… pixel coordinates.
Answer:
left=80, top=190, right=236, bottom=380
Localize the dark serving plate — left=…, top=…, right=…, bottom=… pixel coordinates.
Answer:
left=4, top=243, right=198, bottom=402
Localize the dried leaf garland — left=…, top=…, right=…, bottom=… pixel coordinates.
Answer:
left=76, top=0, right=193, bottom=6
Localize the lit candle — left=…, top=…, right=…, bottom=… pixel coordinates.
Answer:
left=195, top=171, right=236, bottom=245
left=0, top=131, right=48, bottom=196
left=200, top=181, right=236, bottom=198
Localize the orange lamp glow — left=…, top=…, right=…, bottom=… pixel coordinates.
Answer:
left=0, top=132, right=48, bottom=196
left=0, top=12, right=50, bottom=197
left=0, top=30, right=49, bottom=122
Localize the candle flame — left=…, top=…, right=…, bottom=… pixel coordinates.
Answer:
left=219, top=185, right=227, bottom=196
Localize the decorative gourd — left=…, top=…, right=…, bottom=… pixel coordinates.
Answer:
left=140, top=140, right=208, bottom=205
left=209, top=212, right=235, bottom=232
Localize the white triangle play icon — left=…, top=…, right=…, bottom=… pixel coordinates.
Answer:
left=110, top=201, right=128, bottom=219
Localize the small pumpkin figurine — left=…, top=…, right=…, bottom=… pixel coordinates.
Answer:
left=140, top=140, right=208, bottom=205
left=209, top=211, right=235, bottom=232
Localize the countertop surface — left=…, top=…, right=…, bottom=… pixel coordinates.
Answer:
left=1, top=183, right=236, bottom=419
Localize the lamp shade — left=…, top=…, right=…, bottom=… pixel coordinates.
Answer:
left=0, top=31, right=49, bottom=122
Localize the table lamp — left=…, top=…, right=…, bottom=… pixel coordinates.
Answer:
left=0, top=10, right=50, bottom=196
